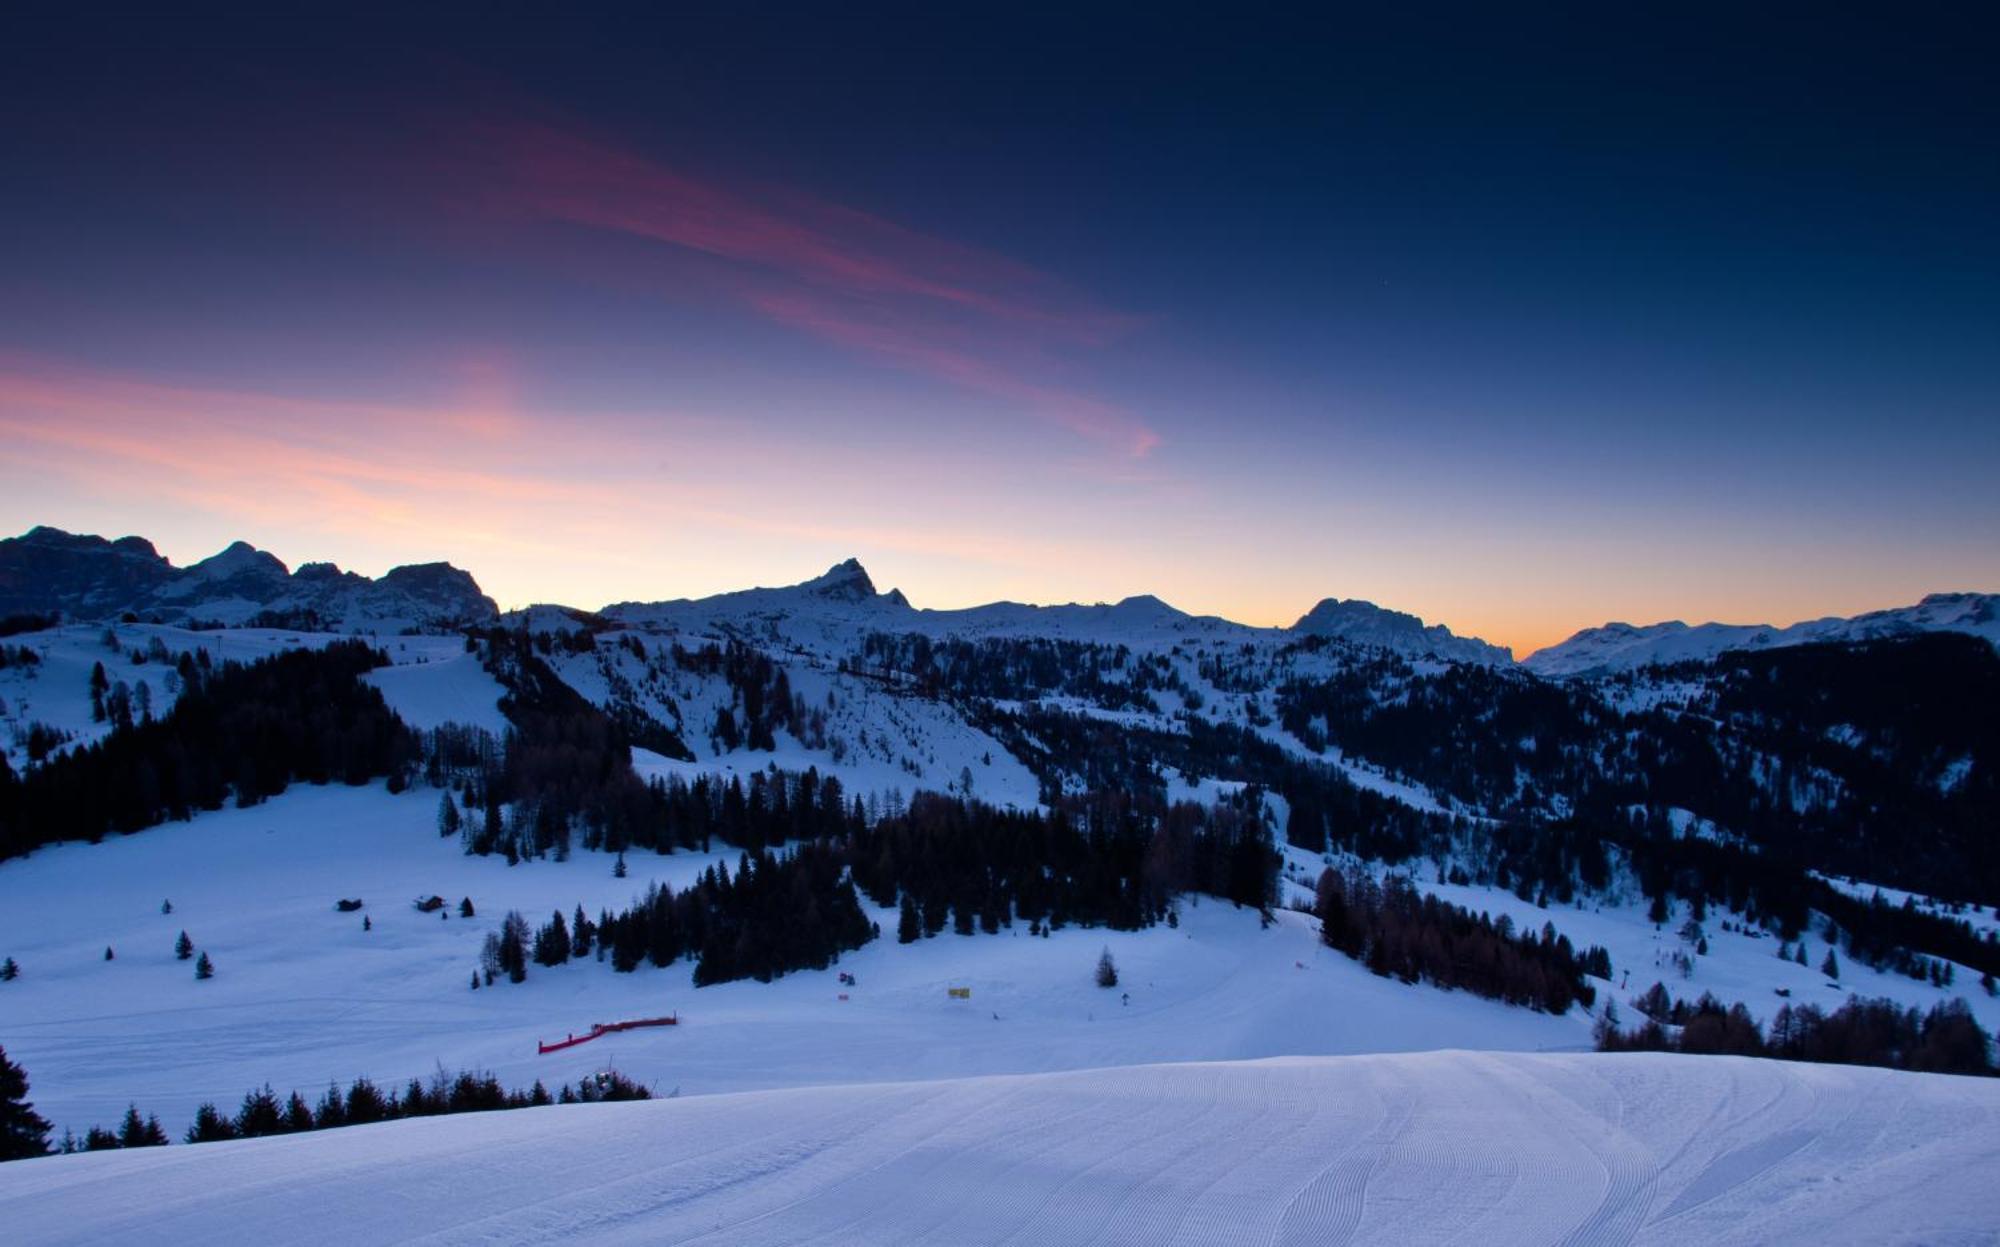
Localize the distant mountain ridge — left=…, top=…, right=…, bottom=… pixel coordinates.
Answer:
left=0, top=526, right=497, bottom=632
left=591, top=558, right=1510, bottom=665
left=1523, top=592, right=2000, bottom=677
left=9, top=525, right=1993, bottom=672
left=1292, top=597, right=1513, bottom=665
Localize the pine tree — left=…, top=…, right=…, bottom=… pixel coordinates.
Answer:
left=459, top=897, right=475, bottom=918
left=897, top=894, right=921, bottom=944
left=88, top=661, right=108, bottom=722
left=0, top=1046, right=54, bottom=1161
left=118, top=1105, right=167, bottom=1148
left=161, top=899, right=173, bottom=915
left=0, top=957, right=15, bottom=981
left=175, top=931, right=193, bottom=961
left=195, top=951, right=214, bottom=980
left=184, top=1102, right=236, bottom=1143
left=104, top=946, right=114, bottom=962
left=1096, top=947, right=1119, bottom=988
left=500, top=911, right=530, bottom=983
left=437, top=792, right=462, bottom=839
left=1822, top=949, right=1840, bottom=980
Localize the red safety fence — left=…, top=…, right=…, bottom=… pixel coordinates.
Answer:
left=537, top=1014, right=678, bottom=1055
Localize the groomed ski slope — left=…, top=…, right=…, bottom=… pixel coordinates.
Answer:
left=3, top=1051, right=1996, bottom=1246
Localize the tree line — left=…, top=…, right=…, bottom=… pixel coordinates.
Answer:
left=1598, top=987, right=1995, bottom=1077
left=0, top=641, right=415, bottom=861
left=1314, top=866, right=1606, bottom=1015
left=0, top=1043, right=653, bottom=1162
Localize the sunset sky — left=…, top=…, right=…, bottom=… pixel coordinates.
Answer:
left=3, top=7, right=1995, bottom=657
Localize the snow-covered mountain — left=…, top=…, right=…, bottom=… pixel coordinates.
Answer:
left=1523, top=592, right=2000, bottom=677
left=1291, top=597, right=1512, bottom=665
left=0, top=527, right=497, bottom=633
left=594, top=557, right=1507, bottom=662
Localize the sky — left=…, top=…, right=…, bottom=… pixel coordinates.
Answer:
left=2, top=6, right=1996, bottom=658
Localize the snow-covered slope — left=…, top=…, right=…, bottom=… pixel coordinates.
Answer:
left=1524, top=592, right=2000, bottom=677
left=4, top=778, right=1992, bottom=1144
left=4, top=1051, right=1995, bottom=1247
left=0, top=625, right=486, bottom=771
left=0, top=781, right=1580, bottom=1140
left=0, top=527, right=497, bottom=632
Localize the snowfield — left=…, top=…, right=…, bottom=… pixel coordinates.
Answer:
left=0, top=782, right=1576, bottom=1140
left=2, top=1051, right=1996, bottom=1246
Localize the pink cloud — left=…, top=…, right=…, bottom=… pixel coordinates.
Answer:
left=411, top=119, right=1157, bottom=455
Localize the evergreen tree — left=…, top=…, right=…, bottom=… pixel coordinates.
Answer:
left=104, top=946, right=114, bottom=961
left=283, top=1092, right=314, bottom=1134
left=235, top=1085, right=283, bottom=1137
left=459, top=897, right=475, bottom=918
left=184, top=1103, right=237, bottom=1143
left=1822, top=949, right=1840, bottom=980
left=175, top=931, right=192, bottom=960
left=195, top=951, right=214, bottom=980
left=437, top=792, right=462, bottom=838
left=897, top=894, right=921, bottom=944
left=161, top=899, right=172, bottom=915
left=500, top=911, right=530, bottom=983
left=116, top=1104, right=168, bottom=1148
left=1096, top=947, right=1119, bottom=988
left=314, top=1083, right=347, bottom=1130
left=0, top=1046, right=53, bottom=1161
left=0, top=957, right=15, bottom=981
left=532, top=911, right=571, bottom=967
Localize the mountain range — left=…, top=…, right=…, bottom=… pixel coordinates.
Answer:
left=3, top=526, right=1993, bottom=672
left=0, top=527, right=496, bottom=633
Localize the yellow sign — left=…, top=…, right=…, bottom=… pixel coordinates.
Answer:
left=948, top=986, right=971, bottom=999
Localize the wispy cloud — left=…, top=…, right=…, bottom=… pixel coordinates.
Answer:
left=416, top=119, right=1157, bottom=456
left=0, top=359, right=1126, bottom=601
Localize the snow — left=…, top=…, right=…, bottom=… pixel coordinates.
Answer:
left=6, top=773, right=1994, bottom=1151
left=0, top=781, right=1577, bottom=1143
left=1524, top=592, right=2000, bottom=677
left=1408, top=871, right=2000, bottom=1034
left=1813, top=872, right=2000, bottom=942
left=360, top=651, right=510, bottom=735
left=4, top=577, right=1997, bottom=1241
left=3, top=1051, right=1996, bottom=1246
left=0, top=625, right=482, bottom=770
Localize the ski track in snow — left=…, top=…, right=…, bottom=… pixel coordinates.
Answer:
left=3, top=1053, right=1996, bottom=1246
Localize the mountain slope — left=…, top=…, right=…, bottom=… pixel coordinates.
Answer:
left=1525, top=592, right=2000, bottom=677
left=3, top=1052, right=1994, bottom=1246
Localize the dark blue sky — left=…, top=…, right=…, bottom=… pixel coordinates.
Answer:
left=3, top=5, right=1995, bottom=653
